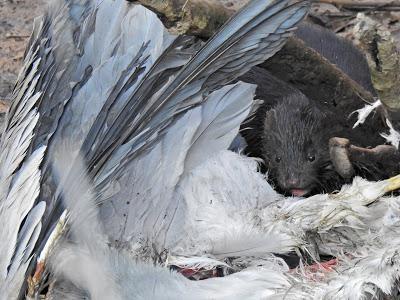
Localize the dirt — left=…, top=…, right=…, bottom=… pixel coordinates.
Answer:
left=0, top=0, right=45, bottom=107
left=220, top=0, right=248, bottom=11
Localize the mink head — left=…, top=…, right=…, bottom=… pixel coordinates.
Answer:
left=262, top=93, right=333, bottom=197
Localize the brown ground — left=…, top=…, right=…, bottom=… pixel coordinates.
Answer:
left=0, top=0, right=45, bottom=107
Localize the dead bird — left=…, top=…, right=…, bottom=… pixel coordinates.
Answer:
left=0, top=0, right=310, bottom=298
left=5, top=1, right=400, bottom=298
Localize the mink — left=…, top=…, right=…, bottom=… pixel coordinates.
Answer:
left=295, top=22, right=376, bottom=94
left=263, top=91, right=345, bottom=196
left=240, top=22, right=389, bottom=196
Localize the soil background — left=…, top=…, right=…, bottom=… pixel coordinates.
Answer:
left=0, top=0, right=45, bottom=106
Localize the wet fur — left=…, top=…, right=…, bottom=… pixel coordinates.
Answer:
left=262, top=93, right=342, bottom=195
left=295, top=22, right=376, bottom=94
left=240, top=68, right=344, bottom=195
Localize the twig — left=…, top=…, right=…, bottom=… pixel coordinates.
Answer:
left=5, top=34, right=29, bottom=39
left=317, top=0, right=400, bottom=11
left=130, top=0, right=234, bottom=37
left=182, top=0, right=190, bottom=10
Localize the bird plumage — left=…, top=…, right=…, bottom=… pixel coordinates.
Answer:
left=0, top=20, right=47, bottom=296
left=0, top=0, right=310, bottom=297
left=4, top=0, right=400, bottom=299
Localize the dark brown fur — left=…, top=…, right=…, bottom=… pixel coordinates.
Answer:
left=295, top=22, right=376, bottom=95
left=240, top=23, right=393, bottom=196
left=263, top=91, right=343, bottom=195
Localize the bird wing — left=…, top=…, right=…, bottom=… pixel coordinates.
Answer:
left=0, top=14, right=47, bottom=296
left=28, top=0, right=308, bottom=252
left=73, top=0, right=309, bottom=252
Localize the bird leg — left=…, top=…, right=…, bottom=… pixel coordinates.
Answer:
left=329, top=137, right=400, bottom=179
left=27, top=211, right=68, bottom=298
left=329, top=137, right=355, bottom=179
left=27, top=262, right=45, bottom=299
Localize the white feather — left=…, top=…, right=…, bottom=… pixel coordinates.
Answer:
left=381, top=118, right=400, bottom=149
left=351, top=99, right=382, bottom=128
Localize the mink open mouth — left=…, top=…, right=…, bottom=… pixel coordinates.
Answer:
left=277, top=184, right=313, bottom=197
left=289, top=188, right=311, bottom=197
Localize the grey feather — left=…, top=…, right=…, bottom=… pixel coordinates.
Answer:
left=0, top=0, right=311, bottom=298
left=31, top=0, right=308, bottom=259
left=0, top=13, right=48, bottom=294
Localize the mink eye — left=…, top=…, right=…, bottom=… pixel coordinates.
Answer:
left=307, top=154, right=315, bottom=162
left=275, top=156, right=282, bottom=163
